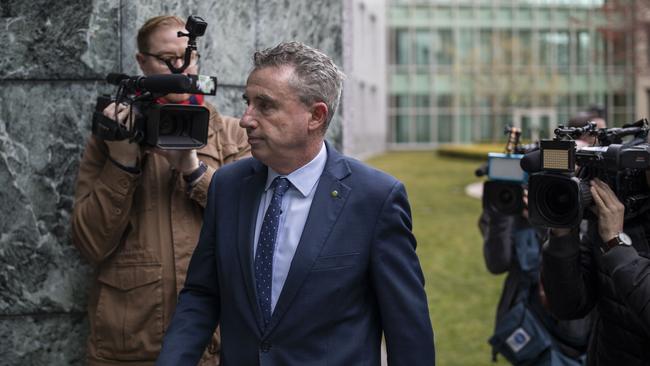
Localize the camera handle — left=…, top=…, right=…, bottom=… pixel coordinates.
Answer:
left=168, top=15, right=207, bottom=74
left=167, top=33, right=198, bottom=74
left=92, top=112, right=131, bottom=141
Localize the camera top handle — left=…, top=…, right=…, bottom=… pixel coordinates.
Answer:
left=597, top=118, right=649, bottom=147
left=168, top=15, right=208, bottom=74
left=553, top=121, right=598, bottom=141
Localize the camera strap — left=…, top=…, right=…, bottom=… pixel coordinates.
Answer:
left=91, top=111, right=131, bottom=141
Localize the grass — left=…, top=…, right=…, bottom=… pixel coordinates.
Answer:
left=366, top=150, right=506, bottom=366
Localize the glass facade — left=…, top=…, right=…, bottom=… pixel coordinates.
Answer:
left=388, top=0, right=636, bottom=146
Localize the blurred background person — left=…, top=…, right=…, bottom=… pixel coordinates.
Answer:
left=478, top=124, right=594, bottom=365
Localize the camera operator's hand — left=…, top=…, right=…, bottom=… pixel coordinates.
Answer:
left=102, top=102, right=141, bottom=167
left=590, top=178, right=625, bottom=243
left=522, top=188, right=529, bottom=219
left=550, top=227, right=572, bottom=237
left=152, top=148, right=200, bottom=175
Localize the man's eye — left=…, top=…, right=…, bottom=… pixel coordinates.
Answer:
left=162, top=56, right=180, bottom=63
left=259, top=102, right=273, bottom=111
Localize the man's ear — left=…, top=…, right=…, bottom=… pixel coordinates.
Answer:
left=135, top=53, right=147, bottom=71
left=308, top=102, right=328, bottom=132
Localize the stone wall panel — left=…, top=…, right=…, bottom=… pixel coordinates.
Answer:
left=0, top=0, right=119, bottom=79
left=0, top=313, right=87, bottom=366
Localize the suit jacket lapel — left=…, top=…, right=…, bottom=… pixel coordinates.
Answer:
left=264, top=143, right=351, bottom=336
left=237, top=161, right=267, bottom=332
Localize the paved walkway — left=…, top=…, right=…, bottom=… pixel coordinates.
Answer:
left=465, top=181, right=484, bottom=199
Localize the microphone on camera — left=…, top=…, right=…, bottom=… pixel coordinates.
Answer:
left=105, top=73, right=217, bottom=95
left=475, top=163, right=488, bottom=177
left=520, top=149, right=542, bottom=173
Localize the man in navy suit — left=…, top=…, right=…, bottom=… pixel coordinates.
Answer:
left=157, top=41, right=435, bottom=366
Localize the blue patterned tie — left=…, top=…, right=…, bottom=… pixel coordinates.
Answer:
left=255, top=177, right=291, bottom=327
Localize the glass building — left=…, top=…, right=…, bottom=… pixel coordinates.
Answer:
left=388, top=0, right=636, bottom=147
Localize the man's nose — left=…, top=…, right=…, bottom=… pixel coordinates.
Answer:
left=240, top=109, right=257, bottom=129
left=171, top=56, right=185, bottom=68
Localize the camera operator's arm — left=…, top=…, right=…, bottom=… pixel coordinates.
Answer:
left=480, top=210, right=516, bottom=274
left=542, top=227, right=598, bottom=319
left=103, top=103, right=141, bottom=168
left=72, top=103, right=144, bottom=263
left=179, top=115, right=251, bottom=208
left=541, top=178, right=623, bottom=320
left=591, top=179, right=650, bottom=330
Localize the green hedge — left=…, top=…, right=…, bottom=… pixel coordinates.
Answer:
left=436, top=144, right=505, bottom=161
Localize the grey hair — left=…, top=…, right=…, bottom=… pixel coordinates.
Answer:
left=252, top=41, right=346, bottom=129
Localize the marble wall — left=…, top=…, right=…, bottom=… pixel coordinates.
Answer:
left=0, top=1, right=342, bottom=364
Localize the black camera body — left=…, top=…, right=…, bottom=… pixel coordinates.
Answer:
left=91, top=15, right=217, bottom=150
left=481, top=153, right=529, bottom=216
left=92, top=93, right=212, bottom=149
left=524, top=119, right=650, bottom=228
left=478, top=126, right=537, bottom=216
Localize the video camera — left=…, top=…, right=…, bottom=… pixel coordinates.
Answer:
left=91, top=15, right=218, bottom=149
left=476, top=126, right=537, bottom=215
left=522, top=119, right=650, bottom=228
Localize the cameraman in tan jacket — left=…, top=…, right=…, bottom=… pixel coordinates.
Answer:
left=71, top=15, right=250, bottom=365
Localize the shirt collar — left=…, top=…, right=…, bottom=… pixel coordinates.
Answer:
left=265, top=142, right=327, bottom=197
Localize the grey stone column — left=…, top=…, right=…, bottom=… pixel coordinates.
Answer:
left=0, top=1, right=342, bottom=364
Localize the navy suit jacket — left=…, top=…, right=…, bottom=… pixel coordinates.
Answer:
left=157, top=142, right=435, bottom=365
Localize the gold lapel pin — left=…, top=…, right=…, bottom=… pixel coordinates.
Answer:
left=331, top=190, right=339, bottom=198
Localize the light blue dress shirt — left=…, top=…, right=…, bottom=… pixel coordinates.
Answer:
left=253, top=142, right=328, bottom=312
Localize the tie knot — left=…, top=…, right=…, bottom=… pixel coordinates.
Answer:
left=272, top=177, right=291, bottom=197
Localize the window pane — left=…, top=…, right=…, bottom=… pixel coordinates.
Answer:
left=539, top=116, right=552, bottom=140
left=611, top=32, right=628, bottom=66
left=435, top=29, right=454, bottom=66
left=478, top=115, right=491, bottom=141
left=519, top=31, right=532, bottom=65
left=396, top=29, right=410, bottom=65
left=415, top=115, right=431, bottom=142
left=458, top=30, right=474, bottom=66
left=539, top=31, right=552, bottom=66
left=437, top=94, right=453, bottom=108
left=459, top=115, right=473, bottom=142
left=498, top=30, right=513, bottom=65
left=395, top=115, right=410, bottom=143
left=575, top=93, right=589, bottom=109
left=521, top=116, right=532, bottom=140
left=613, top=93, right=627, bottom=107
left=480, top=29, right=493, bottom=65
left=415, top=31, right=431, bottom=65
left=556, top=31, right=570, bottom=71
left=577, top=31, right=590, bottom=66
left=438, top=115, right=453, bottom=142
left=415, top=94, right=430, bottom=108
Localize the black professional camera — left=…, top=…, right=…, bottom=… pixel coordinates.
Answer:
left=477, top=127, right=537, bottom=215
left=91, top=15, right=217, bottom=149
left=523, top=119, right=650, bottom=228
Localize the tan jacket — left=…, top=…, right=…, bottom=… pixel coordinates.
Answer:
left=71, top=103, right=250, bottom=366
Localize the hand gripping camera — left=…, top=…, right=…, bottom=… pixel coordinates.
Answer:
left=476, top=126, right=537, bottom=215
left=522, top=119, right=650, bottom=228
left=91, top=15, right=218, bottom=149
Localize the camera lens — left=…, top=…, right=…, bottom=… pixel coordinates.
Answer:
left=531, top=174, right=582, bottom=227
left=483, top=181, right=523, bottom=215
left=158, top=117, right=176, bottom=135
left=543, top=181, right=572, bottom=214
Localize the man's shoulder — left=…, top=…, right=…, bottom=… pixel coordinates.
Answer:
left=331, top=151, right=401, bottom=194
left=212, top=156, right=258, bottom=181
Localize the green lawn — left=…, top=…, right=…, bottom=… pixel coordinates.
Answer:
left=366, top=151, right=507, bottom=366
